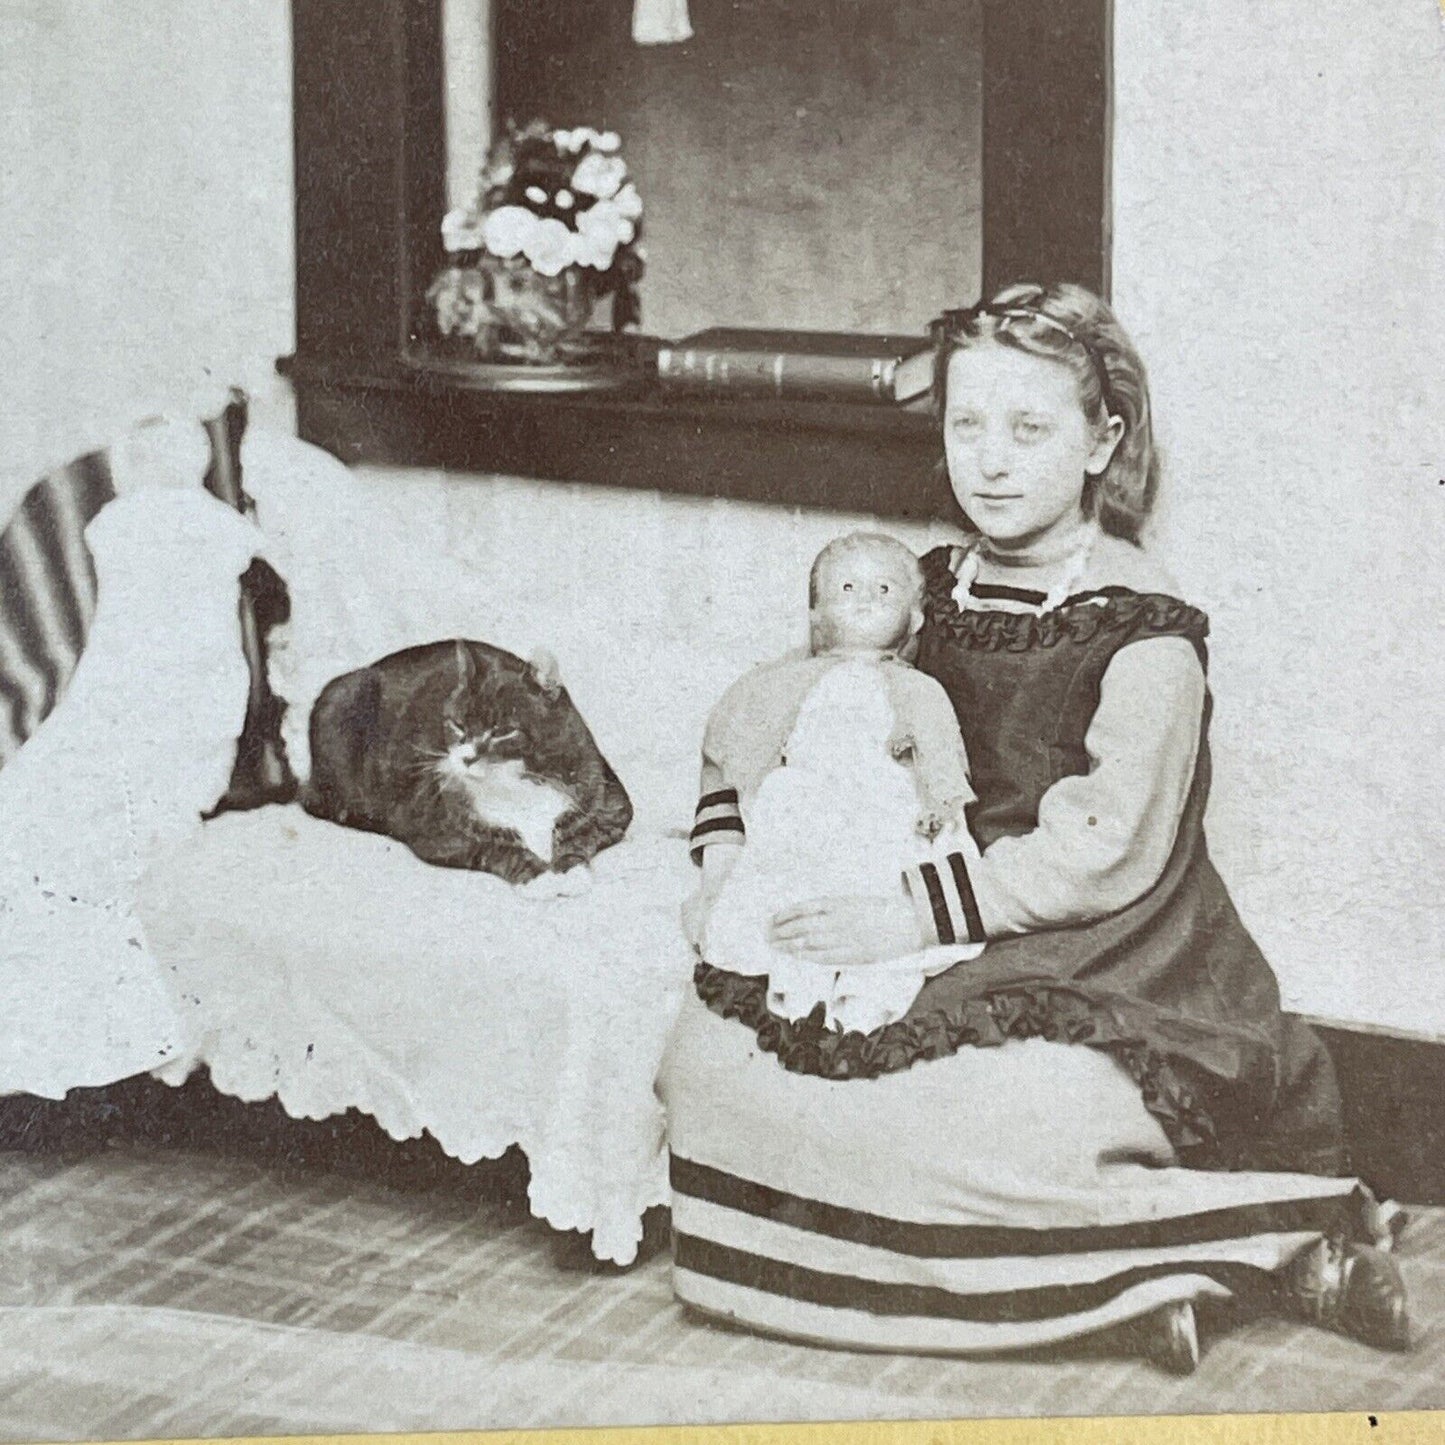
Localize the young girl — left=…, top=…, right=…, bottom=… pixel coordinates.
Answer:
left=659, top=282, right=1409, bottom=1371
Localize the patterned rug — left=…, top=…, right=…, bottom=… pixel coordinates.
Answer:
left=0, top=1132, right=1441, bottom=1439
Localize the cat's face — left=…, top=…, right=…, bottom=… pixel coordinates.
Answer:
left=436, top=652, right=552, bottom=778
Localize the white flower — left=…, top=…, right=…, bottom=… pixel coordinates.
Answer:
left=595, top=130, right=621, bottom=153
left=571, top=151, right=627, bottom=200
left=578, top=200, right=635, bottom=248
left=441, top=207, right=485, bottom=252
left=574, top=199, right=637, bottom=267
left=554, top=127, right=588, bottom=154
left=481, top=204, right=537, bottom=259
left=522, top=216, right=575, bottom=276
left=555, top=189, right=574, bottom=209
left=612, top=182, right=643, bottom=220
left=525, top=184, right=548, bottom=206
left=573, top=227, right=618, bottom=271
left=577, top=198, right=625, bottom=241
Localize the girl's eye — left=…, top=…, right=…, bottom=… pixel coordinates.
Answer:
left=1014, top=418, right=1050, bottom=441
left=951, top=415, right=982, bottom=435
left=444, top=719, right=465, bottom=742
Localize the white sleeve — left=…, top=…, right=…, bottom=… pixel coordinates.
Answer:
left=903, top=636, right=1205, bottom=943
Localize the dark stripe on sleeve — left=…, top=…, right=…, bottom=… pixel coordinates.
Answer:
left=917, top=861, right=955, bottom=945
left=675, top=1233, right=1277, bottom=1323
left=948, top=851, right=986, bottom=944
left=697, top=788, right=740, bottom=811
left=690, top=817, right=744, bottom=841
left=670, top=1155, right=1359, bottom=1259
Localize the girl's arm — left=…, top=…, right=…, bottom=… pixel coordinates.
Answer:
left=902, top=636, right=1206, bottom=945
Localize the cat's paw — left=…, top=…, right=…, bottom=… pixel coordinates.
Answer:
left=519, top=870, right=567, bottom=901
left=519, top=865, right=591, bottom=901
left=552, top=864, right=593, bottom=898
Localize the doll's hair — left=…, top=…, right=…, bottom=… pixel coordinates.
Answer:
left=808, top=532, right=923, bottom=609
left=931, top=282, right=1160, bottom=543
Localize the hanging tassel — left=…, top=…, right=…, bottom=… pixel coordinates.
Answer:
left=632, top=0, right=692, bottom=45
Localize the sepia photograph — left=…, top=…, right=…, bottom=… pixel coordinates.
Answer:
left=0, top=0, right=1442, bottom=1438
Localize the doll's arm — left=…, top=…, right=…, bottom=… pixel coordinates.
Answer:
left=690, top=757, right=745, bottom=862
left=888, top=669, right=975, bottom=836
left=683, top=758, right=744, bottom=947
left=687, top=656, right=806, bottom=863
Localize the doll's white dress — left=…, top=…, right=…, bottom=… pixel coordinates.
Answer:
left=701, top=657, right=982, bottom=1034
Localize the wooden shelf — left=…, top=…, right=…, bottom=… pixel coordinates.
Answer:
left=296, top=351, right=935, bottom=436
left=291, top=352, right=947, bottom=519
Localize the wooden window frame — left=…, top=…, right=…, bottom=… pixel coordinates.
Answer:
left=289, top=0, right=1111, bottom=518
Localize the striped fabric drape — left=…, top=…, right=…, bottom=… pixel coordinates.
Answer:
left=0, top=393, right=251, bottom=775
left=0, top=451, right=117, bottom=769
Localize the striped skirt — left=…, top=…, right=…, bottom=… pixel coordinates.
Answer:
left=657, top=989, right=1365, bottom=1353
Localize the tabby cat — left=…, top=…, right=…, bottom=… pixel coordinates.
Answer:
left=303, top=639, right=633, bottom=883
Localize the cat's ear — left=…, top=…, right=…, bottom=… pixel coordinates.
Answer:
left=453, top=639, right=477, bottom=686
left=528, top=647, right=563, bottom=700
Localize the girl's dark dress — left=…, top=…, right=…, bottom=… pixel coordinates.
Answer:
left=694, top=547, right=1345, bottom=1177
left=659, top=548, right=1373, bottom=1354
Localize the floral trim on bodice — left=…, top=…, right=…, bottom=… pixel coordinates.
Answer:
left=920, top=546, right=1210, bottom=654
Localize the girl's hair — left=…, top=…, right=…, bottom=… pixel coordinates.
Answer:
left=931, top=281, right=1160, bottom=543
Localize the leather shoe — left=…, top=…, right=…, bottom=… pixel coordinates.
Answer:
left=1282, top=1238, right=1411, bottom=1351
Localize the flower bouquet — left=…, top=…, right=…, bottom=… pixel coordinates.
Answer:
left=426, top=120, right=645, bottom=367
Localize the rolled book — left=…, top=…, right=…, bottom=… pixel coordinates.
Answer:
left=656, top=328, right=933, bottom=405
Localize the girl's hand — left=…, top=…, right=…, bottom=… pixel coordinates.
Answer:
left=770, top=894, right=927, bottom=968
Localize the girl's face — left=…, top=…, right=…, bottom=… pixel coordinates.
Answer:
left=943, top=343, right=1122, bottom=550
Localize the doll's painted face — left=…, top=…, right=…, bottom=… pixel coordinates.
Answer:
left=809, top=536, right=924, bottom=655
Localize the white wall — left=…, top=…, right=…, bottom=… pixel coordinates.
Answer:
left=7, top=0, right=1441, bottom=1034
left=1113, top=0, right=1445, bottom=1031
left=0, top=0, right=295, bottom=525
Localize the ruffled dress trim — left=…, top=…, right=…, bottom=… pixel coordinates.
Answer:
left=919, top=546, right=1211, bottom=655
left=692, top=961, right=1222, bottom=1164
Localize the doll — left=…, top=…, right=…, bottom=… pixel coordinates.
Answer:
left=686, top=532, right=984, bottom=1035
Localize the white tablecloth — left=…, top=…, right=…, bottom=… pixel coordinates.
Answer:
left=137, top=806, right=697, bottom=1264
